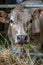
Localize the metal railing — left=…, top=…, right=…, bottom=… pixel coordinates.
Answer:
left=0, top=4, right=43, bottom=8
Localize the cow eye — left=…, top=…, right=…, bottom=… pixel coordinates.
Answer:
left=10, top=20, right=13, bottom=23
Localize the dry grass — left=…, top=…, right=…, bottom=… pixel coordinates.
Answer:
left=0, top=49, right=29, bottom=65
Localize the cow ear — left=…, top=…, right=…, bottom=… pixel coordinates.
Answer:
left=0, top=11, right=10, bottom=23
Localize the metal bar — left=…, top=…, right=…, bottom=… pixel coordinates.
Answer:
left=0, top=4, right=43, bottom=8
left=0, top=4, right=16, bottom=8
left=28, top=53, right=43, bottom=56
left=11, top=50, right=43, bottom=56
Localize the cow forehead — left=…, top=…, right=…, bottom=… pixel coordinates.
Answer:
left=10, top=7, right=32, bottom=23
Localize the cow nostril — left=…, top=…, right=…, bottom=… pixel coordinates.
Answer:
left=10, top=20, right=13, bottom=23
left=17, top=36, right=20, bottom=40
left=17, top=35, right=28, bottom=41
left=25, top=35, right=28, bottom=40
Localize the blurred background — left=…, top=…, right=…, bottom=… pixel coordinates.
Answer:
left=0, top=0, right=43, bottom=4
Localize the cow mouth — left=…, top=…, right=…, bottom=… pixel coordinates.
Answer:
left=15, top=39, right=29, bottom=44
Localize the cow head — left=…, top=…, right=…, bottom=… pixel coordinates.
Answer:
left=8, top=4, right=32, bottom=44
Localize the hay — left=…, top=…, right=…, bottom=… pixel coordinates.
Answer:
left=0, top=49, right=29, bottom=65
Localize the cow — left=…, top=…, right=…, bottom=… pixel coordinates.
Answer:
left=0, top=4, right=43, bottom=52
left=8, top=4, right=42, bottom=48
left=8, top=4, right=32, bottom=48
left=0, top=0, right=43, bottom=49
left=8, top=6, right=43, bottom=55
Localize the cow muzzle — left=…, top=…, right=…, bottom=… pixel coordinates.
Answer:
left=15, top=34, right=30, bottom=43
